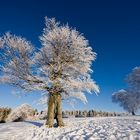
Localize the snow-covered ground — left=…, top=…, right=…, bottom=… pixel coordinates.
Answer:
left=0, top=116, right=140, bottom=140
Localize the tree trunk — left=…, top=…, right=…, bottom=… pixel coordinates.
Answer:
left=46, top=93, right=64, bottom=127
left=132, top=111, right=135, bottom=115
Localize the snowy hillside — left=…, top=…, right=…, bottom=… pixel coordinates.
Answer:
left=0, top=116, right=140, bottom=140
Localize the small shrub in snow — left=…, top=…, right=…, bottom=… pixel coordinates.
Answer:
left=6, top=104, right=35, bottom=122
left=0, top=107, right=11, bottom=123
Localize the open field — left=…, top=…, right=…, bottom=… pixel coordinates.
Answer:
left=0, top=116, right=140, bottom=140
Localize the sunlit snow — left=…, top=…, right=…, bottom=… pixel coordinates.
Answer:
left=0, top=116, right=140, bottom=140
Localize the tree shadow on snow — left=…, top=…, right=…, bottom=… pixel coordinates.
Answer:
left=25, top=121, right=43, bottom=127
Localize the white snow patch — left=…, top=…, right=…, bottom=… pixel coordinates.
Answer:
left=0, top=116, right=140, bottom=140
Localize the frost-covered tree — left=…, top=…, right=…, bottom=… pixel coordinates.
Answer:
left=6, top=104, right=35, bottom=122
left=112, top=89, right=140, bottom=115
left=112, top=67, right=140, bottom=115
left=0, top=17, right=99, bottom=127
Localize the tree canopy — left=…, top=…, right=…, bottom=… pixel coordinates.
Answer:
left=0, top=17, right=99, bottom=104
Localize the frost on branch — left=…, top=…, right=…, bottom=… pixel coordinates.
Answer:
left=0, top=33, right=48, bottom=92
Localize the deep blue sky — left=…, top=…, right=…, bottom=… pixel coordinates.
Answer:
left=0, top=0, right=140, bottom=113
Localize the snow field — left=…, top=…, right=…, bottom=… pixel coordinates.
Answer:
left=0, top=116, right=140, bottom=140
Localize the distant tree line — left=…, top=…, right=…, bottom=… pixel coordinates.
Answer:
left=35, top=109, right=127, bottom=119
left=0, top=104, right=128, bottom=123
left=62, top=110, right=127, bottom=118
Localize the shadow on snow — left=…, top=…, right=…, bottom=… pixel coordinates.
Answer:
left=24, top=121, right=43, bottom=127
